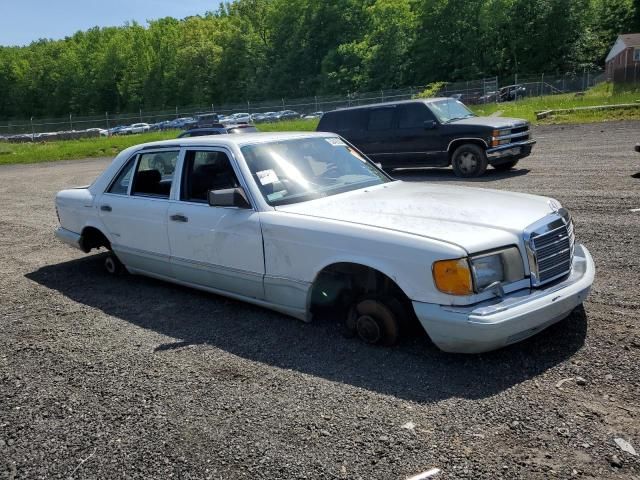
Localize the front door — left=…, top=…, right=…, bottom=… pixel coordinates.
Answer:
left=167, top=148, right=264, bottom=299
left=392, top=102, right=447, bottom=167
left=98, top=149, right=180, bottom=276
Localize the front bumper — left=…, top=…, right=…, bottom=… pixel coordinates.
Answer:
left=414, top=244, right=594, bottom=354
left=55, top=227, right=82, bottom=250
left=486, top=140, right=536, bottom=162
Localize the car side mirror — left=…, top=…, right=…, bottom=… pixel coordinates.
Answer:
left=208, top=187, right=251, bottom=209
left=424, top=120, right=438, bottom=130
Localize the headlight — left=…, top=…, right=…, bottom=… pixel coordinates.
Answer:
left=491, top=129, right=511, bottom=147
left=433, top=246, right=524, bottom=296
left=470, top=247, right=524, bottom=291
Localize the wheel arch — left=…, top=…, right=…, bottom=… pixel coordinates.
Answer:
left=79, top=225, right=111, bottom=253
left=447, top=138, right=488, bottom=162
left=305, top=260, right=413, bottom=321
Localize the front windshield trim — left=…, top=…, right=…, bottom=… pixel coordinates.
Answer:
left=241, top=136, right=392, bottom=207
left=428, top=99, right=476, bottom=124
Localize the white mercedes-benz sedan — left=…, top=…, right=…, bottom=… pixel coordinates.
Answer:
left=55, top=132, right=594, bottom=353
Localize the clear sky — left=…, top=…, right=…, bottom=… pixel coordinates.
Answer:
left=0, top=0, right=223, bottom=46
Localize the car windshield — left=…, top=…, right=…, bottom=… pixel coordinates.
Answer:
left=241, top=137, right=390, bottom=206
left=428, top=99, right=475, bottom=123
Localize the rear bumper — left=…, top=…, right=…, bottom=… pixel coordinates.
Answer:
left=413, top=244, right=594, bottom=354
left=55, top=227, right=83, bottom=250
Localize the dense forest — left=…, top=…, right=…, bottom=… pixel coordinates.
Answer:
left=0, top=0, right=638, bottom=119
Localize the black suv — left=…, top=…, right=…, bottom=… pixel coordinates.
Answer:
left=317, top=98, right=535, bottom=177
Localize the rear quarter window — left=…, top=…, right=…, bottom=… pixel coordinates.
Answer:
left=317, top=110, right=365, bottom=133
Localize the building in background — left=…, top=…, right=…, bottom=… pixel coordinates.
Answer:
left=605, top=33, right=640, bottom=83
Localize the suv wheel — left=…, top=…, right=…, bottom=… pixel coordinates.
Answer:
left=451, top=144, right=488, bottom=178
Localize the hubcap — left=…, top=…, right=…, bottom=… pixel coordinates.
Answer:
left=105, top=257, right=116, bottom=274
left=356, top=314, right=381, bottom=344
left=458, top=151, right=477, bottom=173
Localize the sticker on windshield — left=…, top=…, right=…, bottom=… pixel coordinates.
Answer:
left=325, top=137, right=347, bottom=147
left=267, top=190, right=287, bottom=201
left=257, top=169, right=279, bottom=186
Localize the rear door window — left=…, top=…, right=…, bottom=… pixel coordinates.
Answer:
left=131, top=151, right=179, bottom=198
left=367, top=108, right=395, bottom=131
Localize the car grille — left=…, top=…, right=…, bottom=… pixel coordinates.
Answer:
left=526, top=215, right=574, bottom=286
left=510, top=124, right=530, bottom=142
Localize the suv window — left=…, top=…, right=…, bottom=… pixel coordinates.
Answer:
left=398, top=103, right=434, bottom=129
left=108, top=156, right=136, bottom=195
left=131, top=151, right=179, bottom=198
left=181, top=150, right=240, bottom=203
left=367, top=108, right=395, bottom=131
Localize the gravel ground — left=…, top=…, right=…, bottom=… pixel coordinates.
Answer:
left=1, top=121, right=639, bottom=480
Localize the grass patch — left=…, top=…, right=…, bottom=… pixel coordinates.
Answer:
left=0, top=130, right=179, bottom=165
left=0, top=119, right=321, bottom=166
left=257, top=118, right=319, bottom=132
left=471, top=82, right=640, bottom=124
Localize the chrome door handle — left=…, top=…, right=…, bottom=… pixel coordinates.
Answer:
left=100, top=205, right=112, bottom=212
left=170, top=214, right=188, bottom=223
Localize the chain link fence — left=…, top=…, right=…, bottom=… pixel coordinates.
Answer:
left=0, top=70, right=606, bottom=139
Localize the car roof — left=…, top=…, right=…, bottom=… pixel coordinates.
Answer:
left=328, top=98, right=452, bottom=113
left=140, top=131, right=335, bottom=150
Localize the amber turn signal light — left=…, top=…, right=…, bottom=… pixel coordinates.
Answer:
left=432, top=258, right=473, bottom=295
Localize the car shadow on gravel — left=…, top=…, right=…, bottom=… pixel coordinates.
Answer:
left=27, top=253, right=587, bottom=404
left=393, top=167, right=530, bottom=183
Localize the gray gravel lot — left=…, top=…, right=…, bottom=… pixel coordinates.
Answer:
left=1, top=121, right=639, bottom=479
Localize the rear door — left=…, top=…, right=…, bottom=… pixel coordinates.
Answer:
left=98, top=149, right=180, bottom=276
left=167, top=148, right=264, bottom=299
left=363, top=105, right=399, bottom=167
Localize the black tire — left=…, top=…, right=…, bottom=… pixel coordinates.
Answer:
left=104, top=253, right=126, bottom=275
left=493, top=159, right=519, bottom=171
left=347, top=296, right=402, bottom=346
left=451, top=144, right=488, bottom=178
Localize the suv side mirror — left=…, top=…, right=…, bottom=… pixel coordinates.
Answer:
left=424, top=120, right=438, bottom=130
left=208, top=187, right=251, bottom=209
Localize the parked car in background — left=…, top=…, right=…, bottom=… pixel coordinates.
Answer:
left=167, top=117, right=197, bottom=130
left=303, top=111, right=324, bottom=119
left=193, top=113, right=220, bottom=129
left=225, top=113, right=252, bottom=124
left=317, top=98, right=535, bottom=177
left=108, top=125, right=128, bottom=135
left=86, top=128, right=109, bottom=137
left=130, top=123, right=151, bottom=134
left=275, top=110, right=301, bottom=121
left=150, top=120, right=172, bottom=131
left=480, top=84, right=527, bottom=103
left=54, top=132, right=593, bottom=353
left=177, top=124, right=258, bottom=138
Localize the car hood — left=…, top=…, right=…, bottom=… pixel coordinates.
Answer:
left=276, top=181, right=555, bottom=253
left=450, top=116, right=528, bottom=129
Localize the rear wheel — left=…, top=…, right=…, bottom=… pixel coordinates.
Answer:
left=493, top=159, right=519, bottom=171
left=451, top=144, right=488, bottom=178
left=104, top=253, right=125, bottom=275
